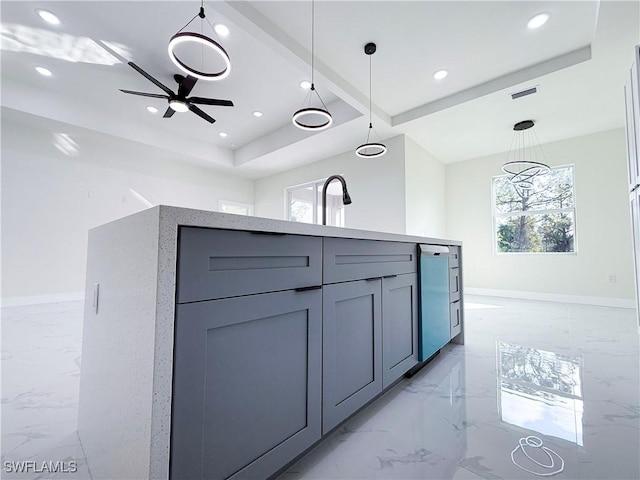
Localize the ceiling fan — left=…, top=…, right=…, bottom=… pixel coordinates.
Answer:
left=120, top=61, right=234, bottom=124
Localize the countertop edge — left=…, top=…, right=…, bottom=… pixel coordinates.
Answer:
left=157, top=205, right=462, bottom=246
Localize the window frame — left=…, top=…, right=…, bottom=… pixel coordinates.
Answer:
left=491, top=164, right=578, bottom=255
left=285, top=177, right=346, bottom=227
left=218, top=199, right=254, bottom=216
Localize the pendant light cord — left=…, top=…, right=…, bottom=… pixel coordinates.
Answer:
left=309, top=0, right=328, bottom=111
left=369, top=54, right=372, bottom=126
left=311, top=0, right=315, bottom=85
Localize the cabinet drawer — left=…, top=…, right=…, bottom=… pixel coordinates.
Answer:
left=449, top=246, right=460, bottom=268
left=177, top=227, right=322, bottom=303
left=323, top=237, right=416, bottom=284
left=450, top=301, right=462, bottom=339
left=449, top=267, right=460, bottom=302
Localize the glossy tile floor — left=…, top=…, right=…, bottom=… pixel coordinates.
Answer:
left=2, top=296, right=639, bottom=479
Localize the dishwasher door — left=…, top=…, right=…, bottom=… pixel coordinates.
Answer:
left=419, top=245, right=451, bottom=361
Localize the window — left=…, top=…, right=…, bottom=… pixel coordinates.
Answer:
left=286, top=178, right=345, bottom=227
left=218, top=200, right=253, bottom=216
left=493, top=165, right=576, bottom=253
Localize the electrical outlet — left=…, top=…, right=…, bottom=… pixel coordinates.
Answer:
left=607, top=274, right=617, bottom=283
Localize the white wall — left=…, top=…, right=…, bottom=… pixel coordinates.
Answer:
left=1, top=111, right=254, bottom=300
left=254, top=135, right=407, bottom=234
left=404, top=137, right=447, bottom=238
left=446, top=128, right=635, bottom=301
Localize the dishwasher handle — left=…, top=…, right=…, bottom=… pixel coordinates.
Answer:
left=419, top=244, right=450, bottom=256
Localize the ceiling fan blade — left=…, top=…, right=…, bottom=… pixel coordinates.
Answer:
left=127, top=62, right=174, bottom=96
left=178, top=75, right=198, bottom=98
left=119, top=89, right=169, bottom=99
left=163, top=107, right=176, bottom=118
left=188, top=105, right=216, bottom=124
left=188, top=97, right=234, bottom=107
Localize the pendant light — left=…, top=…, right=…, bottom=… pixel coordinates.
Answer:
left=292, top=0, right=332, bottom=131
left=168, top=0, right=231, bottom=81
left=355, top=43, right=387, bottom=158
left=501, top=120, right=550, bottom=193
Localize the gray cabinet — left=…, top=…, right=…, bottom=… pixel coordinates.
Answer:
left=448, top=246, right=464, bottom=343
left=323, top=237, right=416, bottom=284
left=322, top=279, right=382, bottom=434
left=172, top=227, right=323, bottom=480
left=322, top=237, right=419, bottom=433
left=172, top=288, right=322, bottom=480
left=177, top=227, right=322, bottom=303
left=382, top=274, right=419, bottom=389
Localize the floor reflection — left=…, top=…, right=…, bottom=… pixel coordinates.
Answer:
left=498, top=342, right=584, bottom=446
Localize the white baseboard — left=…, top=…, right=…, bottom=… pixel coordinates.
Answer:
left=466, top=288, right=636, bottom=309
left=1, top=291, right=85, bottom=307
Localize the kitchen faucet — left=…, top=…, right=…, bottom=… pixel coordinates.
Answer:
left=322, top=175, right=352, bottom=225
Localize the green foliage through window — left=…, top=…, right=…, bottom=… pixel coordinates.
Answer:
left=494, top=166, right=576, bottom=253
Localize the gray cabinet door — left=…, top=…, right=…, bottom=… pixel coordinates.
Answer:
left=177, top=227, right=322, bottom=303
left=323, top=237, right=417, bottom=284
left=450, top=300, right=462, bottom=339
left=382, top=273, right=418, bottom=388
left=171, top=289, right=322, bottom=480
left=449, top=267, right=461, bottom=302
left=322, top=279, right=382, bottom=434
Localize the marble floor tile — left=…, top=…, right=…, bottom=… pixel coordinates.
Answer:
left=2, top=295, right=639, bottom=480
left=280, top=295, right=640, bottom=480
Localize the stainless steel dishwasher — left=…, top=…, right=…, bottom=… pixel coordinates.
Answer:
left=418, top=244, right=451, bottom=361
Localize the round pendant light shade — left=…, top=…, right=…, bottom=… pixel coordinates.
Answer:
left=168, top=4, right=231, bottom=82
left=355, top=43, right=386, bottom=158
left=168, top=32, right=230, bottom=81
left=292, top=106, right=333, bottom=131
left=355, top=141, right=387, bottom=158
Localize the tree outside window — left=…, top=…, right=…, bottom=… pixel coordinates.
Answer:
left=493, top=166, right=576, bottom=253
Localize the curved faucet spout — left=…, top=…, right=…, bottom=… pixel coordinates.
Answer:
left=322, top=175, right=352, bottom=226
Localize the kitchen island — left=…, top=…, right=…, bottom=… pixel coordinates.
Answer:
left=77, top=205, right=463, bottom=480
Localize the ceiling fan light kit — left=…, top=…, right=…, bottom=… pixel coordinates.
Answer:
left=501, top=120, right=550, bottom=193
left=355, top=42, right=387, bottom=158
left=167, top=3, right=231, bottom=81
left=168, top=99, right=189, bottom=113
left=292, top=0, right=333, bottom=131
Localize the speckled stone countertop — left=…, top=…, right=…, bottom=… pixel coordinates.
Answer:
left=157, top=205, right=461, bottom=245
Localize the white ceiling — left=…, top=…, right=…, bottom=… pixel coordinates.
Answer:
left=1, top=1, right=639, bottom=179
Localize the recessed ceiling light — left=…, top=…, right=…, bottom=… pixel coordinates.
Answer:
left=252, top=111, right=263, bottom=118
left=35, top=66, right=52, bottom=77
left=36, top=9, right=60, bottom=25
left=433, top=70, right=448, bottom=80
left=213, top=23, right=230, bottom=37
left=146, top=106, right=158, bottom=114
left=527, top=13, right=550, bottom=29
left=219, top=132, right=228, bottom=138
left=299, top=80, right=311, bottom=90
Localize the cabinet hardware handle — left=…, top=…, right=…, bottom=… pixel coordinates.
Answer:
left=249, top=231, right=286, bottom=236
left=383, top=275, right=398, bottom=279
left=365, top=277, right=380, bottom=282
left=294, top=285, right=322, bottom=292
